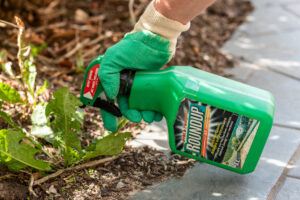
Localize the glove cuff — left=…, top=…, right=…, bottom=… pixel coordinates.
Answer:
left=132, top=1, right=190, bottom=54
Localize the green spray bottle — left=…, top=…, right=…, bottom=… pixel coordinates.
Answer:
left=80, top=64, right=275, bottom=174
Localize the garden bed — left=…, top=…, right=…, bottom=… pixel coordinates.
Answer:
left=0, top=0, right=253, bottom=199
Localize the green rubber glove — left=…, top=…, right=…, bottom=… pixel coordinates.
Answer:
left=92, top=31, right=172, bottom=132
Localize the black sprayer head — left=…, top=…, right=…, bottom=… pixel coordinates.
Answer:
left=119, top=70, right=136, bottom=97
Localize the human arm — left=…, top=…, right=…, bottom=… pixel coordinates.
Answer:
left=154, top=0, right=216, bottom=25
left=92, top=0, right=217, bottom=131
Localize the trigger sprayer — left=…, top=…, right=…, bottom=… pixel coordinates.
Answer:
left=80, top=64, right=275, bottom=174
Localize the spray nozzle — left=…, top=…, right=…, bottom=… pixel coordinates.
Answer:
left=79, top=64, right=136, bottom=117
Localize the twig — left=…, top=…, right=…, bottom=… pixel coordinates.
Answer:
left=50, top=69, right=74, bottom=79
left=176, top=159, right=195, bottom=165
left=36, top=54, right=55, bottom=64
left=69, top=24, right=96, bottom=31
left=0, top=173, right=17, bottom=179
left=88, top=14, right=106, bottom=22
left=88, top=32, right=123, bottom=47
left=54, top=39, right=77, bottom=54
left=129, top=0, right=136, bottom=26
left=34, top=155, right=123, bottom=185
left=0, top=19, right=20, bottom=29
left=82, top=44, right=101, bottom=59
left=4, top=50, right=15, bottom=61
left=39, top=0, right=60, bottom=15
left=2, top=40, right=17, bottom=48
left=54, top=24, right=115, bottom=55
left=0, top=74, right=9, bottom=81
left=24, top=0, right=39, bottom=11
left=88, top=35, right=108, bottom=46
left=34, top=21, right=67, bottom=33
left=20, top=170, right=38, bottom=197
left=41, top=9, right=67, bottom=22
left=29, top=172, right=38, bottom=197
left=52, top=79, right=70, bottom=88
left=57, top=38, right=90, bottom=62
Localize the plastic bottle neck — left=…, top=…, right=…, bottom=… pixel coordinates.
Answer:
left=119, top=70, right=136, bottom=97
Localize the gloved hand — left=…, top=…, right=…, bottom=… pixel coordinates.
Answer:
left=91, top=1, right=190, bottom=132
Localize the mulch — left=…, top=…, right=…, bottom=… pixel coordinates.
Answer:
left=0, top=0, right=254, bottom=199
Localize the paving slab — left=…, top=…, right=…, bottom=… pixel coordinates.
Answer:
left=130, top=126, right=300, bottom=200
left=224, top=61, right=258, bottom=82
left=275, top=177, right=300, bottom=200
left=237, top=5, right=300, bottom=36
left=129, top=119, right=170, bottom=152
left=246, top=68, right=300, bottom=129
left=251, top=0, right=299, bottom=7
left=284, top=2, right=300, bottom=18
left=288, top=151, right=300, bottom=178
left=222, top=30, right=300, bottom=80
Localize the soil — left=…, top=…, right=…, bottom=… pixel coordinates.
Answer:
left=0, top=146, right=195, bottom=200
left=35, top=146, right=195, bottom=200
left=0, top=0, right=254, bottom=199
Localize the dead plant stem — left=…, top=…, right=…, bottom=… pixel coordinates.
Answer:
left=0, top=19, right=19, bottom=29
left=20, top=170, right=38, bottom=197
left=129, top=0, right=136, bottom=26
left=15, top=17, right=29, bottom=103
left=34, top=155, right=123, bottom=186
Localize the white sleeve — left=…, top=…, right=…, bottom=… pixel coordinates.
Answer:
left=132, top=1, right=190, bottom=55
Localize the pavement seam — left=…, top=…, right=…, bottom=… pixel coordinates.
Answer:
left=286, top=175, right=300, bottom=180
left=267, top=144, right=300, bottom=200
left=281, top=3, right=300, bottom=18
left=244, top=68, right=256, bottom=83
left=234, top=25, right=300, bottom=38
left=273, top=123, right=300, bottom=131
left=265, top=67, right=300, bottom=82
left=233, top=57, right=300, bottom=82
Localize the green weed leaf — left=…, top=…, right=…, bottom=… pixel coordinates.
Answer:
left=30, top=43, right=47, bottom=58
left=75, top=52, right=85, bottom=73
left=0, top=82, right=24, bottom=104
left=0, top=102, right=20, bottom=130
left=2, top=62, right=14, bottom=78
left=0, top=50, right=15, bottom=79
left=83, top=132, right=131, bottom=160
left=0, top=110, right=20, bottom=130
left=0, top=129, right=52, bottom=172
left=115, top=117, right=129, bottom=133
left=31, top=104, right=54, bottom=143
left=0, top=51, right=5, bottom=60
left=36, top=81, right=48, bottom=97
left=23, top=60, right=37, bottom=96
left=75, top=108, right=85, bottom=126
left=46, top=88, right=82, bottom=166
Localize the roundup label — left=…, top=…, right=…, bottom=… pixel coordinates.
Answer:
left=173, top=98, right=260, bottom=169
left=184, top=104, right=210, bottom=157
left=83, top=64, right=100, bottom=99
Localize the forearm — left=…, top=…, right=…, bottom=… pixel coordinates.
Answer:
left=133, top=0, right=216, bottom=54
left=154, top=0, right=216, bottom=24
